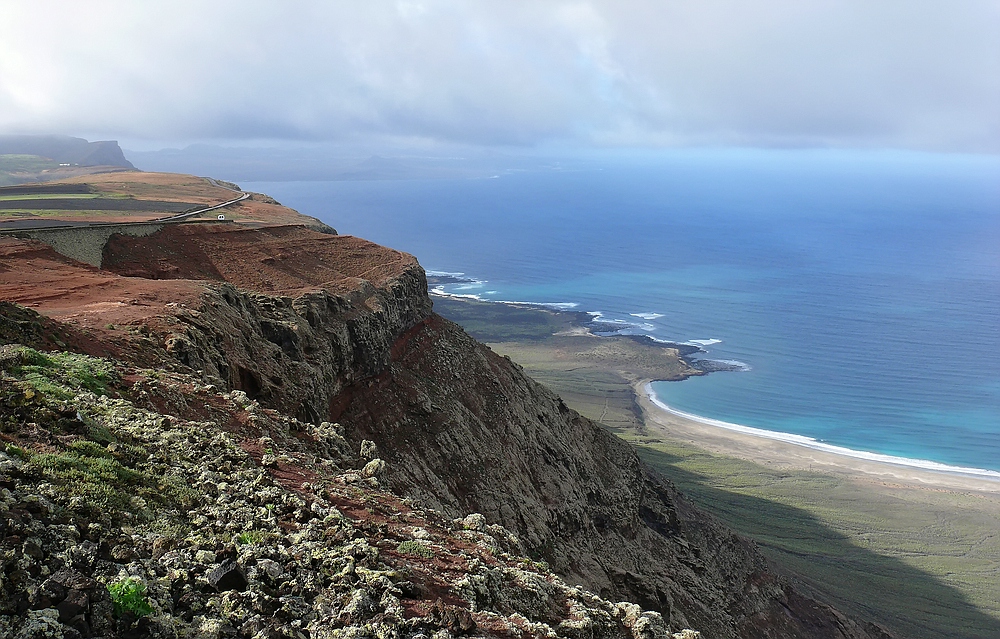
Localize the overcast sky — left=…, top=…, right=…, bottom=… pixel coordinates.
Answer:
left=1, top=1, right=998, bottom=153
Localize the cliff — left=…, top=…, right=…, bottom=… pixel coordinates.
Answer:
left=1, top=210, right=894, bottom=638
left=0, top=135, right=135, bottom=169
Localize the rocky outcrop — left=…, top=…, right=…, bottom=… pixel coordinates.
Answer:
left=0, top=342, right=696, bottom=639
left=87, top=224, right=893, bottom=639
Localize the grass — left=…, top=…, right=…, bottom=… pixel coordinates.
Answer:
left=0, top=154, right=60, bottom=172
left=0, top=155, right=62, bottom=186
left=433, top=297, right=583, bottom=342
left=234, top=530, right=267, bottom=546
left=629, top=437, right=1000, bottom=639
left=0, top=193, right=102, bottom=201
left=3, top=346, right=199, bottom=518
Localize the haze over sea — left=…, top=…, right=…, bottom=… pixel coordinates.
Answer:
left=244, top=149, right=1000, bottom=474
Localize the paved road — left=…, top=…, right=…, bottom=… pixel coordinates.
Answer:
left=151, top=190, right=249, bottom=223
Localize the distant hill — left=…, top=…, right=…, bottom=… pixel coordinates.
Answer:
left=0, top=135, right=136, bottom=185
left=0, top=134, right=135, bottom=168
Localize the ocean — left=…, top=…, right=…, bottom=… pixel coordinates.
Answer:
left=242, top=148, right=1000, bottom=475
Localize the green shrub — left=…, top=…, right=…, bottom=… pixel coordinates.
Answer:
left=3, top=444, right=30, bottom=461
left=108, top=577, right=154, bottom=618
left=234, top=530, right=266, bottom=546
left=67, top=439, right=113, bottom=459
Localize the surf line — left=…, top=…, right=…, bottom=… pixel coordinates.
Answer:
left=643, top=383, right=1000, bottom=482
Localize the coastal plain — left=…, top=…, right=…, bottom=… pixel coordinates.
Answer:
left=432, top=296, right=1000, bottom=639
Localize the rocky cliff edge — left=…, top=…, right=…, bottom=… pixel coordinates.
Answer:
left=0, top=217, right=894, bottom=639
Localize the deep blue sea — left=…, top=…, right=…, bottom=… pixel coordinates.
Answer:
left=243, top=149, right=1000, bottom=475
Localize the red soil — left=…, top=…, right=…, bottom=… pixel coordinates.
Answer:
left=102, top=224, right=419, bottom=294
left=0, top=235, right=203, bottom=331
left=1, top=223, right=418, bottom=356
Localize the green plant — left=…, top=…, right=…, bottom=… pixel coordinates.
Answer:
left=108, top=577, right=154, bottom=618
left=67, top=440, right=113, bottom=459
left=9, top=347, right=117, bottom=398
left=396, top=540, right=435, bottom=559
left=3, top=444, right=30, bottom=461
left=234, top=530, right=266, bottom=546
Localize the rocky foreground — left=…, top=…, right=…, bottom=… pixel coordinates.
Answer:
left=0, top=339, right=691, bottom=639
left=0, top=177, right=894, bottom=639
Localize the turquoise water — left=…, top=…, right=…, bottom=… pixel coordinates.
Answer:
left=242, top=149, right=1000, bottom=473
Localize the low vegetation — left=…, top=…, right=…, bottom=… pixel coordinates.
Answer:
left=0, top=340, right=687, bottom=639
left=107, top=578, right=154, bottom=619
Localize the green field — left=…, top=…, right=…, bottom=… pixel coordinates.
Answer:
left=0, top=154, right=61, bottom=185
left=0, top=193, right=102, bottom=201
left=630, top=435, right=1000, bottom=639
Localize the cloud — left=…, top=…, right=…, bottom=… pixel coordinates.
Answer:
left=0, top=0, right=997, bottom=152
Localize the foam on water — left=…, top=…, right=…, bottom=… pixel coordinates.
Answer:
left=495, top=300, right=580, bottom=310
left=430, top=287, right=484, bottom=301
left=644, top=384, right=1000, bottom=481
left=687, top=339, right=723, bottom=346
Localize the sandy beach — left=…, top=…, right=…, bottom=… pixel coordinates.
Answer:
left=636, top=379, right=1000, bottom=495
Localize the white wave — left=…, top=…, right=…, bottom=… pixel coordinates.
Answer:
left=426, top=270, right=466, bottom=277
left=643, top=384, right=1000, bottom=482
left=496, top=300, right=579, bottom=310
left=485, top=290, right=498, bottom=294
left=587, top=311, right=604, bottom=318
left=631, top=312, right=665, bottom=320
left=687, top=339, right=722, bottom=346
left=702, top=359, right=752, bottom=372
left=538, top=302, right=580, bottom=310
left=430, top=287, right=483, bottom=301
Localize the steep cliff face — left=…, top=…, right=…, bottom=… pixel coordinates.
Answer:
left=0, top=135, right=135, bottom=168
left=92, top=224, right=892, bottom=639
left=103, top=225, right=433, bottom=424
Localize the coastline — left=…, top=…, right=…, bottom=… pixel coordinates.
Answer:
left=437, top=293, right=1000, bottom=631
left=429, top=288, right=716, bottom=374
left=638, top=379, right=1000, bottom=493
left=433, top=290, right=1000, bottom=493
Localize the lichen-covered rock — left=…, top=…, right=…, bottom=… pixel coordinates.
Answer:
left=0, top=343, right=690, bottom=639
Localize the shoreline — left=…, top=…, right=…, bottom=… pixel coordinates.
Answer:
left=433, top=291, right=1000, bottom=492
left=637, top=380, right=1000, bottom=493
left=440, top=294, right=1000, bottom=631
left=429, top=288, right=715, bottom=374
